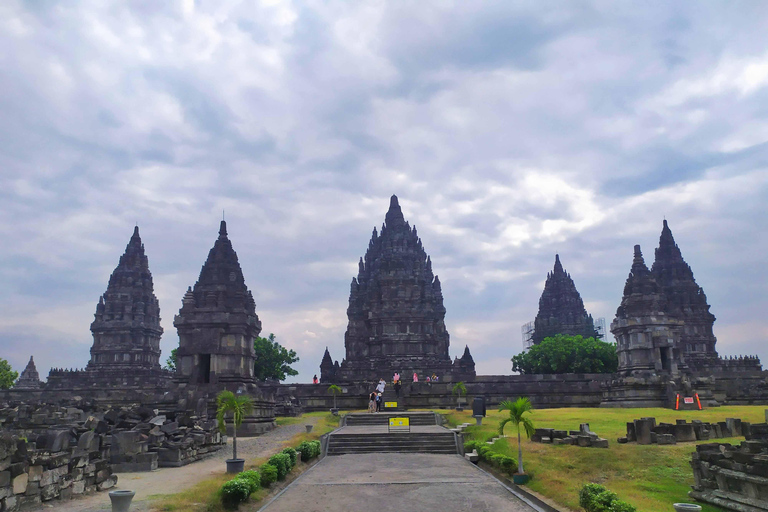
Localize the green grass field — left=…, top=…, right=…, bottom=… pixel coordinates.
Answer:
left=444, top=405, right=767, bottom=512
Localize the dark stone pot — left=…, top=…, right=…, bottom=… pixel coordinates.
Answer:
left=226, top=458, right=245, bottom=474
left=512, top=474, right=530, bottom=485
left=306, top=424, right=314, bottom=433
left=673, top=505, right=701, bottom=512
left=330, top=408, right=339, bottom=416
left=109, top=490, right=135, bottom=512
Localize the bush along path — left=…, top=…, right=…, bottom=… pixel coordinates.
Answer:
left=220, top=441, right=322, bottom=509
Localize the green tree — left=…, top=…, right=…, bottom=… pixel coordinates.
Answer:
left=452, top=381, right=467, bottom=406
left=327, top=384, right=342, bottom=410
left=498, top=397, right=535, bottom=475
left=254, top=333, right=299, bottom=381
left=164, top=348, right=178, bottom=372
left=216, top=390, right=254, bottom=461
left=0, top=359, right=18, bottom=389
left=511, top=335, right=618, bottom=374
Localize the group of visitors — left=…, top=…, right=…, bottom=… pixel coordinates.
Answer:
left=410, top=372, right=439, bottom=382
left=366, top=370, right=440, bottom=412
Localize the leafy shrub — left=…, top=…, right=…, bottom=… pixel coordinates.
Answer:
left=495, top=454, right=517, bottom=474
left=608, top=501, right=637, bottom=512
left=221, top=478, right=251, bottom=509
left=235, top=470, right=260, bottom=493
left=297, top=440, right=321, bottom=461
left=269, top=452, right=291, bottom=479
left=463, top=440, right=480, bottom=453
left=579, top=483, right=607, bottom=511
left=592, top=490, right=619, bottom=512
left=282, top=447, right=298, bottom=469
left=259, top=463, right=278, bottom=487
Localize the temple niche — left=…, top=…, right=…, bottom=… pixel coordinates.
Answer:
left=532, top=254, right=599, bottom=344
left=327, top=195, right=474, bottom=382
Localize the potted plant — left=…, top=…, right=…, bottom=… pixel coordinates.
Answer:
left=327, top=384, right=342, bottom=415
left=216, top=390, right=254, bottom=473
left=452, top=382, right=467, bottom=411
left=498, top=396, right=535, bottom=484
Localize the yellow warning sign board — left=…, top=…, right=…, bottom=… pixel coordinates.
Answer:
left=389, top=417, right=409, bottom=427
left=384, top=401, right=398, bottom=408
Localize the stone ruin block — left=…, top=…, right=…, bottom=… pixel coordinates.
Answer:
left=674, top=423, right=697, bottom=442
left=634, top=418, right=653, bottom=445
left=657, top=434, right=676, bottom=445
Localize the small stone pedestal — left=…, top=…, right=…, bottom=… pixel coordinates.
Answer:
left=109, top=490, right=135, bottom=512
left=473, top=415, right=483, bottom=426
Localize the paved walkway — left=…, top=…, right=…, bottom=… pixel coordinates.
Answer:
left=38, top=417, right=320, bottom=512
left=258, top=453, right=538, bottom=512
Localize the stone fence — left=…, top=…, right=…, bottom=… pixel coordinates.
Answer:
left=0, top=428, right=116, bottom=510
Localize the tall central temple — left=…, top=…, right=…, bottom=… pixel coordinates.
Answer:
left=323, top=195, right=474, bottom=382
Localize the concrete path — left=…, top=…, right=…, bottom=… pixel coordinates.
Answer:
left=258, top=453, right=538, bottom=512
left=36, top=417, right=320, bottom=512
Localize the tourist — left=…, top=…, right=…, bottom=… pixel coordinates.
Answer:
left=426, top=376, right=431, bottom=382
left=376, top=392, right=382, bottom=412
left=431, top=373, right=438, bottom=382
left=312, top=374, right=318, bottom=384
left=413, top=372, right=418, bottom=382
left=393, top=372, right=400, bottom=383
left=394, top=379, right=402, bottom=398
left=368, top=391, right=376, bottom=413
left=376, top=378, right=386, bottom=394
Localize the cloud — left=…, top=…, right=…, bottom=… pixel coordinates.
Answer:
left=0, top=1, right=766, bottom=383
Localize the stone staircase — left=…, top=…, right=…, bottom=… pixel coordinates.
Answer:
left=328, top=412, right=458, bottom=455
left=344, top=411, right=439, bottom=426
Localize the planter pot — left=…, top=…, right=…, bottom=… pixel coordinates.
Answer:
left=512, top=474, right=530, bottom=485
left=306, top=424, right=314, bottom=433
left=226, top=458, right=245, bottom=474
left=330, top=408, right=339, bottom=416
left=456, top=406, right=464, bottom=411
left=673, top=505, right=702, bottom=512
left=109, top=490, right=135, bottom=512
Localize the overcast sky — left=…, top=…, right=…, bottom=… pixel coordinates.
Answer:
left=1, top=1, right=767, bottom=383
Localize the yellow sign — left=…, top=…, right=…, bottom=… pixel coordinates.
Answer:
left=389, top=417, right=409, bottom=427
left=384, top=402, right=398, bottom=408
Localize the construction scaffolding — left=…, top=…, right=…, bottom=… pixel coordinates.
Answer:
left=521, top=321, right=534, bottom=350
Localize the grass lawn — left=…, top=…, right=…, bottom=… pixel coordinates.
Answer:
left=150, top=411, right=340, bottom=511
left=443, top=405, right=768, bottom=512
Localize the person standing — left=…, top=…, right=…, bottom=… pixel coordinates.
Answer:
left=312, top=375, right=318, bottom=384
left=413, top=372, right=418, bottom=382
left=368, top=391, right=377, bottom=413
left=393, top=372, right=400, bottom=383
left=394, top=379, right=402, bottom=398
left=376, top=378, right=386, bottom=394
left=376, top=392, right=382, bottom=412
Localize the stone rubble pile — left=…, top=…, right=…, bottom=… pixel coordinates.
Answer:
left=0, top=428, right=115, bottom=510
left=618, top=417, right=746, bottom=445
left=531, top=423, right=609, bottom=448
left=689, top=422, right=768, bottom=511
left=0, top=402, right=224, bottom=473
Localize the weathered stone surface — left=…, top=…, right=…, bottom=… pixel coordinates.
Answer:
left=14, top=357, right=43, bottom=390
left=635, top=418, right=653, bottom=445
left=675, top=424, right=697, bottom=442
left=174, top=221, right=261, bottom=387
left=531, top=255, right=599, bottom=344
left=12, top=473, right=28, bottom=494
left=327, top=195, right=474, bottom=383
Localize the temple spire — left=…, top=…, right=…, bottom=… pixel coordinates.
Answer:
left=385, top=194, right=405, bottom=227
left=219, top=220, right=228, bottom=238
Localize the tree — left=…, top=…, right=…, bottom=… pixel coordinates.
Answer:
left=327, top=384, right=342, bottom=410
left=0, top=359, right=18, bottom=389
left=452, top=381, right=467, bottom=407
left=164, top=348, right=178, bottom=372
left=511, top=335, right=618, bottom=375
left=498, top=397, right=535, bottom=475
left=254, top=333, right=299, bottom=381
left=216, top=390, right=254, bottom=461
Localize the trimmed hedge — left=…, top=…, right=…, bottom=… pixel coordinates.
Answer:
left=282, top=447, right=298, bottom=469
left=260, top=463, right=278, bottom=487
left=235, top=470, right=261, bottom=493
left=221, top=478, right=251, bottom=509
left=463, top=440, right=517, bottom=475
left=579, top=483, right=636, bottom=512
left=269, top=452, right=292, bottom=480
left=297, top=440, right=321, bottom=462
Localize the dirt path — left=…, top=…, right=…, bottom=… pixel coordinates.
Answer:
left=38, top=418, right=321, bottom=512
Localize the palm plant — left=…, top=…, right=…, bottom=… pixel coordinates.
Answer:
left=498, top=397, right=535, bottom=475
left=216, top=390, right=254, bottom=461
left=452, top=382, right=467, bottom=407
left=327, top=384, right=342, bottom=410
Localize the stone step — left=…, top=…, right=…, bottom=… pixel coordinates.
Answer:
left=328, top=447, right=457, bottom=455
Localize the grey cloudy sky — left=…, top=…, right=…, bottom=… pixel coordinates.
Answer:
left=1, top=1, right=767, bottom=383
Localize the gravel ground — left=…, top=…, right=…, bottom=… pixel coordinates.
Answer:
left=33, top=417, right=322, bottom=512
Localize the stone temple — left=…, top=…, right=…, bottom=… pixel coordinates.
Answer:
left=531, top=254, right=599, bottom=344
left=322, top=195, right=475, bottom=382
left=47, top=226, right=172, bottom=392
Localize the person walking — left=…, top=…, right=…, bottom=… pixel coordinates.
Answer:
left=394, top=379, right=402, bottom=398
left=413, top=372, right=418, bottom=382
left=376, top=392, right=383, bottom=412
left=368, top=391, right=377, bottom=413
left=376, top=378, right=386, bottom=394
